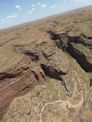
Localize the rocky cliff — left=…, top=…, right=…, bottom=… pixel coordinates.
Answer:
left=0, top=7, right=92, bottom=122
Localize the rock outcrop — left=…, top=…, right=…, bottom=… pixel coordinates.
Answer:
left=0, top=6, right=92, bottom=122
left=67, top=43, right=92, bottom=72
left=47, top=30, right=92, bottom=72
left=0, top=56, right=45, bottom=116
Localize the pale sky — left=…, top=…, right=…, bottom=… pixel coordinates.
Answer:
left=0, top=0, right=92, bottom=29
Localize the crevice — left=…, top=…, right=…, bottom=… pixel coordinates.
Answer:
left=47, top=30, right=62, bottom=40
left=41, top=64, right=69, bottom=92
left=90, top=79, right=92, bottom=87
left=13, top=44, right=39, bottom=61
left=0, top=66, right=29, bottom=81
left=0, top=73, right=18, bottom=80
left=68, top=36, right=92, bottom=47
left=41, top=64, right=66, bottom=80
left=47, top=30, right=92, bottom=72
left=32, top=71, right=39, bottom=81
left=66, top=43, right=92, bottom=72
left=24, top=51, right=39, bottom=61
left=48, top=30, right=92, bottom=49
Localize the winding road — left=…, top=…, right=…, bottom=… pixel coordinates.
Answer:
left=39, top=69, right=84, bottom=122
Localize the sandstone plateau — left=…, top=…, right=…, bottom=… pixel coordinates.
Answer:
left=0, top=6, right=92, bottom=122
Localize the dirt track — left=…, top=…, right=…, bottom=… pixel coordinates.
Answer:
left=39, top=69, right=83, bottom=122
